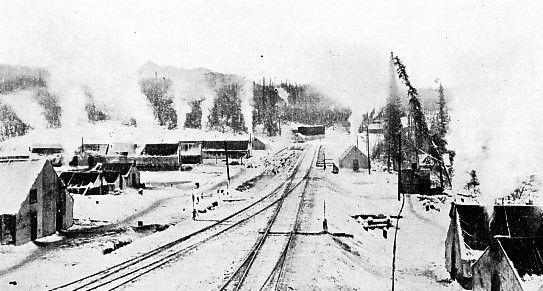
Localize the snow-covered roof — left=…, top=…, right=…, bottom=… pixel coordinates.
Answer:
left=253, top=136, right=270, bottom=145
left=368, top=123, right=383, bottom=130
left=31, top=143, right=63, bottom=149
left=0, top=159, right=48, bottom=214
left=339, top=145, right=366, bottom=162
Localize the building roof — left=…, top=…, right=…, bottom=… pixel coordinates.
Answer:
left=82, top=143, right=109, bottom=156
left=102, top=163, right=134, bottom=176
left=31, top=143, right=63, bottom=149
left=101, top=171, right=120, bottom=183
left=339, top=145, right=367, bottom=162
left=498, top=237, right=543, bottom=277
left=491, top=205, right=543, bottom=237
left=203, top=140, right=249, bottom=151
left=453, top=203, right=490, bottom=251
left=142, top=143, right=179, bottom=156
left=107, top=143, right=137, bottom=156
left=59, top=171, right=76, bottom=185
left=67, top=172, right=100, bottom=187
left=0, top=159, right=48, bottom=214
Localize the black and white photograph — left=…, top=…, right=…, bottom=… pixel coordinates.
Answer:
left=0, top=1, right=541, bottom=290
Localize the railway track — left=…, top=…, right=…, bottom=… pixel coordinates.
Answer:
left=220, top=143, right=318, bottom=291
left=48, top=145, right=313, bottom=291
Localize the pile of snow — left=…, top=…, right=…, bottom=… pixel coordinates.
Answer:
left=246, top=149, right=301, bottom=175
left=72, top=190, right=153, bottom=223
left=522, top=274, right=543, bottom=291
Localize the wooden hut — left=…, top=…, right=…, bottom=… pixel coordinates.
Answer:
left=0, top=159, right=73, bottom=245
left=445, top=203, right=490, bottom=289
left=338, top=145, right=368, bottom=170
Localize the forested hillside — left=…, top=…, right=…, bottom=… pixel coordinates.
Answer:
left=0, top=63, right=352, bottom=141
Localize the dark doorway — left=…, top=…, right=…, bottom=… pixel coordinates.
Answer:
left=451, top=239, right=456, bottom=281
left=353, top=159, right=359, bottom=172
left=56, top=201, right=65, bottom=231
left=30, top=212, right=38, bottom=241
left=132, top=173, right=137, bottom=187
left=491, top=271, right=500, bottom=291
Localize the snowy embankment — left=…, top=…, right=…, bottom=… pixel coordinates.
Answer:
left=0, top=141, right=297, bottom=290
left=280, top=127, right=460, bottom=291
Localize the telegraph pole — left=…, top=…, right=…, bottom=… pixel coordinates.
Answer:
left=224, top=140, right=231, bottom=185
left=397, top=130, right=402, bottom=201
left=366, top=115, right=371, bottom=175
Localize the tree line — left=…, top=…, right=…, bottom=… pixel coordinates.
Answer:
left=252, top=80, right=351, bottom=136
left=375, top=53, right=450, bottom=172
left=0, top=67, right=352, bottom=141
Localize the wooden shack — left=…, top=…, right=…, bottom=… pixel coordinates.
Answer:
left=338, top=145, right=368, bottom=170
left=202, top=140, right=250, bottom=159
left=472, top=205, right=543, bottom=290
left=102, top=163, right=140, bottom=189
left=445, top=203, right=490, bottom=289
left=0, top=159, right=73, bottom=245
left=30, top=143, right=64, bottom=166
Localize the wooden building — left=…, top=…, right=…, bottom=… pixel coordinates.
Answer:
left=472, top=205, right=543, bottom=290
left=252, top=136, right=268, bottom=150
left=102, top=163, right=140, bottom=189
left=298, top=125, right=325, bottom=136
left=473, top=237, right=543, bottom=291
left=137, top=143, right=179, bottom=170
left=60, top=165, right=136, bottom=195
left=61, top=171, right=102, bottom=195
left=0, top=159, right=73, bottom=245
left=399, top=169, right=431, bottom=194
left=202, top=140, right=250, bottom=159
left=178, top=141, right=203, bottom=164
left=81, top=143, right=109, bottom=156
left=338, top=145, right=368, bottom=170
left=30, top=143, right=64, bottom=166
left=294, top=125, right=325, bottom=142
left=445, top=203, right=490, bottom=289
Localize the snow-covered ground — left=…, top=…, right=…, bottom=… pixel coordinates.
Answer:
left=0, top=136, right=298, bottom=290
left=0, top=128, right=465, bottom=290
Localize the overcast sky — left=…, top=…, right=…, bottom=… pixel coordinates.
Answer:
left=0, top=0, right=541, bottom=108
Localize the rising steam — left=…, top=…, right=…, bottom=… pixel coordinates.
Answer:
left=447, top=41, right=543, bottom=205
left=240, top=80, right=254, bottom=133
left=0, top=90, right=47, bottom=130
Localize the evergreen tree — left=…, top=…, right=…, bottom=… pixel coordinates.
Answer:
left=208, top=83, right=247, bottom=133
left=433, top=83, right=449, bottom=152
left=185, top=100, right=202, bottom=129
left=384, top=54, right=403, bottom=170
left=140, top=77, right=178, bottom=129
left=0, top=104, right=29, bottom=140
left=34, top=89, right=61, bottom=128
left=392, top=53, right=430, bottom=160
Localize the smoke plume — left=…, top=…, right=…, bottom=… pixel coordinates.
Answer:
left=447, top=40, right=543, bottom=205
left=0, top=90, right=47, bottom=130
left=241, top=80, right=254, bottom=133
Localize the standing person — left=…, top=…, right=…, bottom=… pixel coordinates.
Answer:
left=192, top=193, right=197, bottom=220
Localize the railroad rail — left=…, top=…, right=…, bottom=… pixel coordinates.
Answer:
left=48, top=145, right=313, bottom=291
left=220, top=143, right=318, bottom=291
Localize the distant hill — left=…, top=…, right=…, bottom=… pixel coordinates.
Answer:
left=0, top=64, right=48, bottom=94
left=136, top=61, right=250, bottom=131
left=0, top=62, right=352, bottom=141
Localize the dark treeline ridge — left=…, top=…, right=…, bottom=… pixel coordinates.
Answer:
left=253, top=80, right=351, bottom=136
left=0, top=66, right=60, bottom=140
left=0, top=64, right=351, bottom=141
